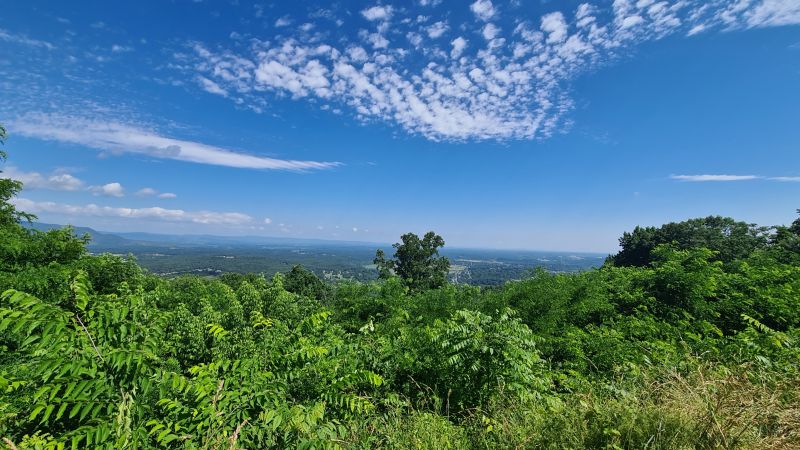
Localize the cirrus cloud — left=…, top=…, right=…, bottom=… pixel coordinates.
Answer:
left=670, top=174, right=760, bottom=182
left=670, top=174, right=800, bottom=182
left=9, top=113, right=339, bottom=171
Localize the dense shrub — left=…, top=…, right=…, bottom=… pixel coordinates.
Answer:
left=1, top=168, right=799, bottom=447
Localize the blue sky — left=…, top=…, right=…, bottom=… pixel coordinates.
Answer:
left=1, top=0, right=799, bottom=252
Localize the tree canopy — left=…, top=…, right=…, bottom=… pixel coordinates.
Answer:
left=611, top=215, right=769, bottom=267
left=374, top=231, right=450, bottom=292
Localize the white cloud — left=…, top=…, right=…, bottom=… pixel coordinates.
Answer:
left=3, top=167, right=179, bottom=199
left=470, top=0, right=496, bottom=21
left=541, top=12, right=568, bottom=43
left=702, top=0, right=800, bottom=30
left=450, top=37, right=468, bottom=58
left=0, top=28, right=55, bottom=50
left=90, top=182, right=125, bottom=197
left=185, top=0, right=800, bottom=142
left=687, top=24, right=707, bottom=35
left=2, top=166, right=84, bottom=191
left=361, top=5, right=393, bottom=21
left=363, top=31, right=389, bottom=49
left=352, top=227, right=359, bottom=232
left=742, top=0, right=800, bottom=28
left=671, top=174, right=800, bottom=183
left=10, top=113, right=339, bottom=171
left=482, top=23, right=500, bottom=40
left=407, top=32, right=423, bottom=48
left=670, top=174, right=759, bottom=182
left=426, top=21, right=449, bottom=38
left=136, top=187, right=176, bottom=199
left=111, top=44, right=133, bottom=53
left=135, top=187, right=158, bottom=196
left=263, top=217, right=272, bottom=224
left=12, top=198, right=253, bottom=226
left=768, top=176, right=800, bottom=182
left=275, top=16, right=292, bottom=27
left=197, top=76, right=227, bottom=96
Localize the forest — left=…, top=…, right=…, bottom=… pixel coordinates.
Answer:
left=1, top=125, right=799, bottom=449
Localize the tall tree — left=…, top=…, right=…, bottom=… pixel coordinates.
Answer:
left=374, top=231, right=450, bottom=292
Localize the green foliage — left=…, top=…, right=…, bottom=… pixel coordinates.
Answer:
left=1, top=131, right=799, bottom=447
left=283, top=264, right=330, bottom=301
left=374, top=231, right=450, bottom=292
left=612, top=215, right=769, bottom=267
left=422, top=308, right=547, bottom=410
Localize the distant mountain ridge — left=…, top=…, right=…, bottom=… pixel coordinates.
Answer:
left=24, top=222, right=605, bottom=257
left=24, top=222, right=384, bottom=250
left=25, top=222, right=143, bottom=249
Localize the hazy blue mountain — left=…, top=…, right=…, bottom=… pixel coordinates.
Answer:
left=113, top=231, right=382, bottom=248
left=25, top=222, right=141, bottom=249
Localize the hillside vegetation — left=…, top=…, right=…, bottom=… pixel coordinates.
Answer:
left=1, top=133, right=799, bottom=448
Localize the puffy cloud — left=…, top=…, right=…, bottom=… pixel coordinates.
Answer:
left=3, top=167, right=179, bottom=199
left=361, top=5, right=393, bottom=21
left=2, top=166, right=85, bottom=191
left=135, top=188, right=158, bottom=196
left=90, top=182, right=125, bottom=197
left=541, top=12, right=568, bottom=43
left=12, top=198, right=253, bottom=225
left=10, top=113, right=339, bottom=171
left=137, top=188, right=177, bottom=199
left=274, top=16, right=292, bottom=27
left=450, top=37, right=468, bottom=58
left=482, top=23, right=500, bottom=40
left=184, top=0, right=800, bottom=142
left=263, top=217, right=272, bottom=224
left=470, top=0, right=496, bottom=21
left=426, top=21, right=449, bottom=38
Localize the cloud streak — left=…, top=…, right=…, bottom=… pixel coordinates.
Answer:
left=0, top=28, right=55, bottom=50
left=670, top=174, right=760, bottom=182
left=9, top=113, right=339, bottom=171
left=670, top=174, right=800, bottom=182
left=12, top=198, right=253, bottom=226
